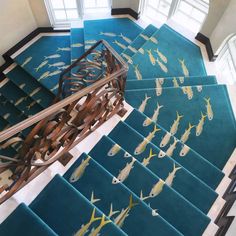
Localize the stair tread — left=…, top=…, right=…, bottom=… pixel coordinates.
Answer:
left=0, top=203, right=57, bottom=236
left=63, top=153, right=183, bottom=236
left=84, top=18, right=143, bottom=54
left=124, top=108, right=224, bottom=189
left=127, top=24, right=207, bottom=80
left=89, top=135, right=211, bottom=236
left=126, top=75, right=217, bottom=89
left=108, top=121, right=218, bottom=214
left=30, top=175, right=127, bottom=236
left=125, top=84, right=236, bottom=169
left=13, top=35, right=71, bottom=95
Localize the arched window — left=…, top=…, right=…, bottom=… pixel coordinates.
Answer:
left=217, top=35, right=236, bottom=84
left=141, top=0, right=209, bottom=33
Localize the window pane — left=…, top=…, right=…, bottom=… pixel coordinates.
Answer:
left=66, top=9, right=79, bottom=19
left=51, top=0, right=64, bottom=9
left=192, top=8, right=205, bottom=22
left=148, top=0, right=159, bottom=8
left=99, top=0, right=110, bottom=8
left=64, top=0, right=77, bottom=8
left=179, top=1, right=192, bottom=14
left=54, top=10, right=67, bottom=20
left=84, top=0, right=96, bottom=8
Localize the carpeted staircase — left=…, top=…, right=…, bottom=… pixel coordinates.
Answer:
left=0, top=18, right=236, bottom=236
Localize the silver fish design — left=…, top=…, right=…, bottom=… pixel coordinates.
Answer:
left=138, top=94, right=151, bottom=113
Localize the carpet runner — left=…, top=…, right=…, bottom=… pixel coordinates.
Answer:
left=0, top=17, right=235, bottom=236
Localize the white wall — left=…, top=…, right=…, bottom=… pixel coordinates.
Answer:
left=0, top=0, right=37, bottom=65
left=112, top=0, right=141, bottom=12
left=28, top=0, right=51, bottom=27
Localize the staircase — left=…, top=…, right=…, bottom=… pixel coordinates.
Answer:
left=0, top=17, right=236, bottom=236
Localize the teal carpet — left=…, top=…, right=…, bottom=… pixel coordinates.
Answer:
left=1, top=17, right=236, bottom=236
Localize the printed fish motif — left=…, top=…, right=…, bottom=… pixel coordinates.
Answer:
left=196, top=112, right=207, bottom=136
left=197, top=85, right=203, bottom=92
left=44, top=54, right=61, bottom=59
left=90, top=191, right=101, bottom=204
left=48, top=70, right=61, bottom=77
left=138, top=48, right=145, bottom=54
left=182, top=86, right=188, bottom=94
left=165, top=163, right=182, bottom=187
left=143, top=102, right=163, bottom=126
left=35, top=60, right=49, bottom=72
left=58, top=65, right=70, bottom=70
left=88, top=215, right=111, bottom=236
left=185, top=86, right=193, bottom=100
left=49, top=62, right=65, bottom=68
left=108, top=143, right=121, bottom=156
left=29, top=87, right=41, bottom=97
left=15, top=96, right=27, bottom=106
left=21, top=57, right=32, bottom=67
left=85, top=40, right=97, bottom=44
left=157, top=59, right=168, bottom=73
left=150, top=36, right=158, bottom=44
left=204, top=97, right=213, bottom=120
left=74, top=208, right=101, bottom=236
left=155, top=78, right=163, bottom=96
left=134, top=125, right=160, bottom=155
left=38, top=71, right=50, bottom=81
left=179, top=144, right=190, bottom=157
left=112, top=157, right=136, bottom=184
left=158, top=150, right=166, bottom=158
left=134, top=64, right=142, bottom=80
left=160, top=132, right=171, bottom=148
left=178, top=59, right=189, bottom=76
left=140, top=34, right=149, bottom=40
left=124, top=152, right=131, bottom=158
left=138, top=94, right=151, bottom=113
left=3, top=113, right=10, bottom=119
left=147, top=49, right=156, bottom=66
left=142, top=148, right=157, bottom=167
left=179, top=77, right=185, bottom=84
left=57, top=47, right=71, bottom=51
left=113, top=40, right=126, bottom=49
left=121, top=53, right=133, bottom=64
left=149, top=179, right=165, bottom=198
left=128, top=46, right=138, bottom=53
left=158, top=78, right=164, bottom=85
left=170, top=111, right=184, bottom=135
left=166, top=138, right=178, bottom=157
left=69, top=155, right=91, bottom=182
left=50, top=84, right=59, bottom=92
left=180, top=123, right=195, bottom=143
left=27, top=100, right=41, bottom=110
left=19, top=83, right=26, bottom=89
left=100, top=32, right=117, bottom=37
left=155, top=48, right=167, bottom=63
left=71, top=43, right=84, bottom=48
left=108, top=204, right=120, bottom=218
left=173, top=77, right=179, bottom=88
left=119, top=33, right=132, bottom=43
left=114, top=195, right=138, bottom=227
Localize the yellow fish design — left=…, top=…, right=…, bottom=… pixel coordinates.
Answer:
left=114, top=195, right=138, bottom=227
left=35, top=60, right=48, bottom=72
left=182, top=86, right=188, bottom=94
left=158, top=150, right=166, bottom=158
left=197, top=85, right=203, bottom=92
left=204, top=97, right=213, bottom=120
left=71, top=43, right=83, bottom=48
left=134, top=64, right=142, bottom=80
left=113, top=40, right=126, bottom=49
left=149, top=179, right=165, bottom=198
left=155, top=48, right=167, bottom=63
left=166, top=138, right=178, bottom=157
left=112, top=157, right=136, bottom=184
left=108, top=143, right=121, bottom=156
left=150, top=36, right=158, bottom=44
left=29, top=87, right=41, bottom=97
left=134, top=125, right=160, bottom=155
left=180, top=123, right=195, bottom=143
left=69, top=155, right=91, bottom=182
left=138, top=94, right=151, bottom=113
left=124, top=152, right=131, bottom=158
left=178, top=59, right=189, bottom=76
left=74, top=208, right=101, bottom=236
left=143, top=102, right=163, bottom=126
left=21, top=56, right=32, bottom=67
left=119, top=33, right=132, bottom=43
left=160, top=132, right=171, bottom=148
left=38, top=71, right=50, bottom=81
left=108, top=204, right=120, bottom=218
left=128, top=46, right=138, bottom=53
left=155, top=78, right=163, bottom=96
left=44, top=54, right=61, bottom=59
left=57, top=47, right=71, bottom=51
left=100, top=32, right=117, bottom=37
left=179, top=77, right=185, bottom=84
left=157, top=59, right=168, bottom=73
left=138, top=48, right=145, bottom=54
left=170, top=111, right=184, bottom=135
left=173, top=77, right=179, bottom=88
left=121, top=53, right=133, bottom=64
left=185, top=86, right=193, bottom=100
left=50, top=84, right=59, bottom=92
left=142, top=148, right=157, bottom=167
left=179, top=144, right=190, bottom=157
left=19, top=83, right=26, bottom=89
left=48, top=70, right=61, bottom=77
left=196, top=112, right=207, bottom=136
left=27, top=100, right=41, bottom=110
left=140, top=34, right=149, bottom=40
left=88, top=215, right=111, bottom=236
left=165, top=163, right=182, bottom=187
left=90, top=191, right=100, bottom=204
left=147, top=49, right=156, bottom=66
left=15, top=96, right=27, bottom=106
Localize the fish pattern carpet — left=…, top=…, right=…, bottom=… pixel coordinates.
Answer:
left=0, top=17, right=236, bottom=236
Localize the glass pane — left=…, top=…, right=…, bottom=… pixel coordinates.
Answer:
left=192, top=8, right=205, bottom=22
left=64, top=0, right=77, bottom=8
left=99, top=0, right=110, bottom=8
left=54, top=10, right=67, bottom=20
left=84, top=0, right=96, bottom=8
left=179, top=1, right=192, bottom=14
left=66, top=9, right=79, bottom=19
left=148, top=0, right=159, bottom=8
left=51, top=0, right=64, bottom=9
left=159, top=0, right=170, bottom=16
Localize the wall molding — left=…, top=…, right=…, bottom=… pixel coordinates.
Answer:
left=111, top=8, right=140, bottom=20
left=215, top=165, right=236, bottom=235
left=195, top=33, right=218, bottom=62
